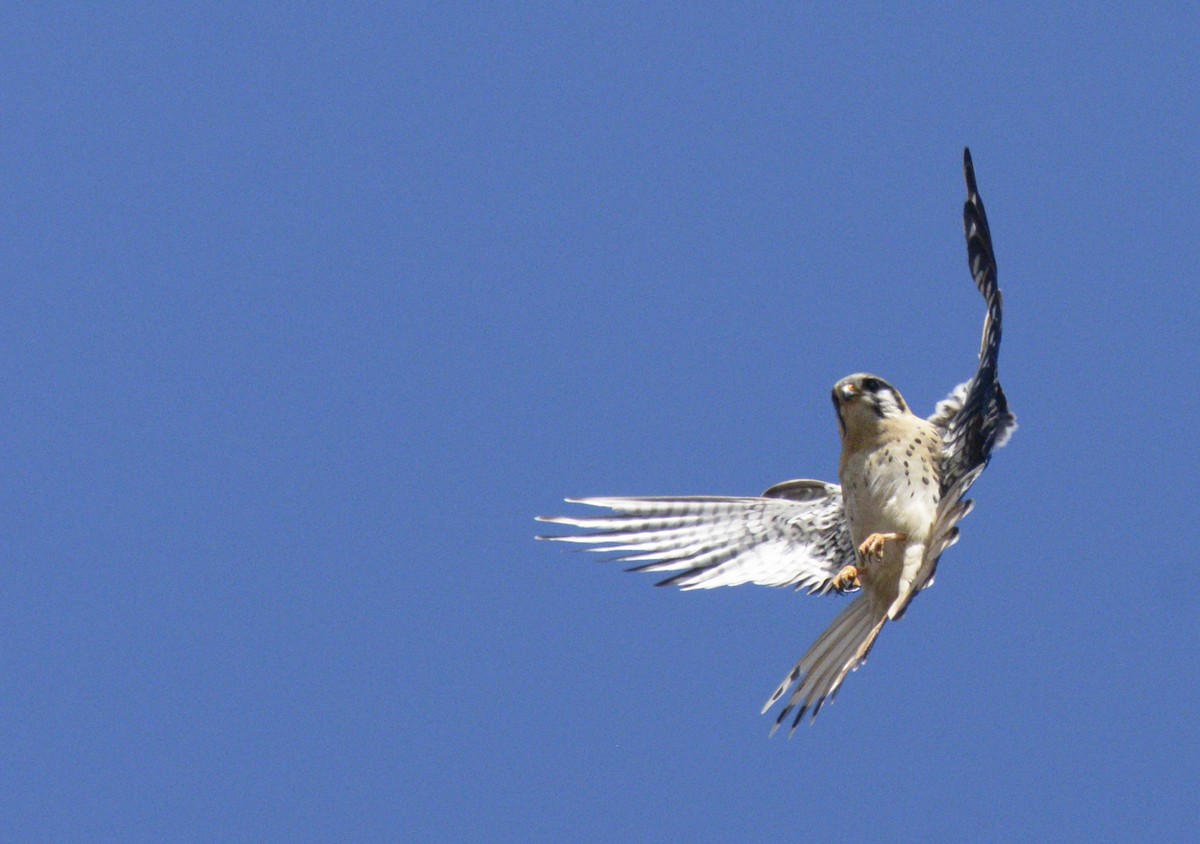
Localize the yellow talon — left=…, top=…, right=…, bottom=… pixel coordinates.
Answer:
left=857, top=531, right=907, bottom=561
left=832, top=564, right=860, bottom=591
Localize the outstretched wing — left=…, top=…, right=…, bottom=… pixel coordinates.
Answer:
left=536, top=480, right=856, bottom=594
left=899, top=148, right=1017, bottom=617
left=929, top=147, right=1017, bottom=492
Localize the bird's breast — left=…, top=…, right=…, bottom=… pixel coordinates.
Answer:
left=839, top=427, right=942, bottom=547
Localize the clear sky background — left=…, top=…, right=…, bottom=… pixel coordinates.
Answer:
left=2, top=4, right=1197, bottom=841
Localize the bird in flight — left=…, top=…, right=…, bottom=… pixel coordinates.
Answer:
left=537, top=149, right=1016, bottom=735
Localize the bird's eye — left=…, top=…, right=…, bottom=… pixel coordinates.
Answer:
left=861, top=377, right=882, bottom=392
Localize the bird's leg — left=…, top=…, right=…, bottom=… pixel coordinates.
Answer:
left=834, top=533, right=909, bottom=592
left=858, top=532, right=907, bottom=562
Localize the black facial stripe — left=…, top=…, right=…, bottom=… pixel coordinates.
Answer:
left=832, top=388, right=846, bottom=434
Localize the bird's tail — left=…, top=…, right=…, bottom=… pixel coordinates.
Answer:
left=762, top=594, right=888, bottom=735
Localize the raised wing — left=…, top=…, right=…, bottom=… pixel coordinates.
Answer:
left=929, top=147, right=1017, bottom=493
left=898, top=148, right=1017, bottom=618
left=536, top=480, right=856, bottom=594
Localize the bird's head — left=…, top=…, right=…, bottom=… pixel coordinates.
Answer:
left=832, top=373, right=909, bottom=437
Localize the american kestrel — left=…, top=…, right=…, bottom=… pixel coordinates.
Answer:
left=537, top=149, right=1016, bottom=734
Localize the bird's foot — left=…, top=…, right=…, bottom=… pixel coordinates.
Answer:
left=831, top=564, right=861, bottom=592
left=858, top=532, right=907, bottom=561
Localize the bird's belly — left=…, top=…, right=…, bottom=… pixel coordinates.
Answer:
left=840, top=452, right=939, bottom=547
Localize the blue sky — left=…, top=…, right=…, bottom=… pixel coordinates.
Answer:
left=3, top=4, right=1198, bottom=841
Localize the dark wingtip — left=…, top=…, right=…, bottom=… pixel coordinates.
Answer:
left=963, top=147, right=978, bottom=197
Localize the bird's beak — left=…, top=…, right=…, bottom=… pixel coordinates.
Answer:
left=839, top=383, right=858, bottom=401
